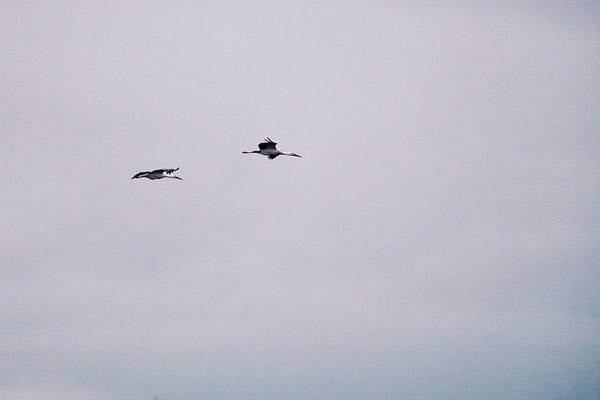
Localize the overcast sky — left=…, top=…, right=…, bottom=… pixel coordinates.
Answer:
left=1, top=1, right=599, bottom=399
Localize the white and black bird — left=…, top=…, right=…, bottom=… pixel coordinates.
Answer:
left=242, top=138, right=302, bottom=160
left=132, top=167, right=183, bottom=180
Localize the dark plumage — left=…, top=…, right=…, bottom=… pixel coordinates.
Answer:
left=258, top=138, right=277, bottom=151
left=242, top=138, right=302, bottom=160
left=132, top=167, right=183, bottom=180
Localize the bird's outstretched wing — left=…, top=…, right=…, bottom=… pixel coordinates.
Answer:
left=151, top=167, right=179, bottom=175
left=258, top=138, right=277, bottom=150
left=132, top=171, right=150, bottom=179
left=163, top=167, right=179, bottom=175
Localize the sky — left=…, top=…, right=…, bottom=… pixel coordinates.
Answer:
left=1, top=1, right=599, bottom=399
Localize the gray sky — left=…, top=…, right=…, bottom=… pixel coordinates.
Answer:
left=1, top=1, right=599, bottom=399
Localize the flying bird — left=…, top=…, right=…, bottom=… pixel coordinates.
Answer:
left=132, top=167, right=183, bottom=180
left=242, top=138, right=302, bottom=160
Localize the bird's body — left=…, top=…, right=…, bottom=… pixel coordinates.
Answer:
left=132, top=167, right=183, bottom=180
left=243, top=138, right=302, bottom=160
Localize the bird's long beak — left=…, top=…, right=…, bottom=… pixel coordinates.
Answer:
left=175, top=176, right=183, bottom=180
left=291, top=153, right=302, bottom=158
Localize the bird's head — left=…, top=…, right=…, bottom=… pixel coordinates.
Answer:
left=290, top=152, right=302, bottom=158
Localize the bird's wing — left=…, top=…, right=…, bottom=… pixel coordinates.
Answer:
left=151, top=168, right=178, bottom=175
left=258, top=138, right=277, bottom=150
left=163, top=167, right=179, bottom=174
left=132, top=171, right=150, bottom=178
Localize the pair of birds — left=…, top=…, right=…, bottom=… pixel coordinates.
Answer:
left=132, top=138, right=301, bottom=180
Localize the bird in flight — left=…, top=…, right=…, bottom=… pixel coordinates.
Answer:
left=132, top=167, right=183, bottom=180
left=242, top=138, right=302, bottom=160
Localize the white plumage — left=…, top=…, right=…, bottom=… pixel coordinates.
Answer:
left=131, top=167, right=183, bottom=180
left=242, top=138, right=302, bottom=160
